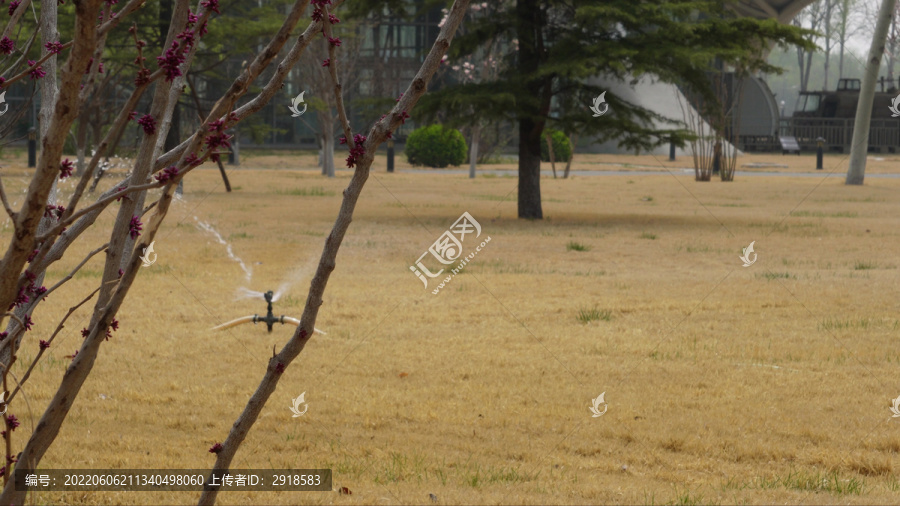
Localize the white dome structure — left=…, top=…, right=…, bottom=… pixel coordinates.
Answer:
left=590, top=0, right=820, bottom=156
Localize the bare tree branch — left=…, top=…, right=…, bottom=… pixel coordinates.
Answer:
left=0, top=3, right=345, bottom=502
left=7, top=285, right=103, bottom=406
left=0, top=0, right=32, bottom=42
left=98, top=0, right=148, bottom=37
left=0, top=24, right=38, bottom=83
left=323, top=4, right=354, bottom=148
left=37, top=175, right=175, bottom=243
left=35, top=0, right=332, bottom=278
left=63, top=71, right=164, bottom=218
left=41, top=244, right=109, bottom=302
left=0, top=41, right=73, bottom=89
left=198, top=1, right=472, bottom=504
left=0, top=0, right=103, bottom=319
left=0, top=176, right=15, bottom=220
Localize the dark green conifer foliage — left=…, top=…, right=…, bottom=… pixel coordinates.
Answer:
left=414, top=0, right=815, bottom=219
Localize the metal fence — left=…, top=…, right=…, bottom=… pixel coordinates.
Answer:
left=739, top=118, right=900, bottom=153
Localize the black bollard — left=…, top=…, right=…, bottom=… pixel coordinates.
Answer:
left=27, top=127, right=36, bottom=168
left=816, top=137, right=824, bottom=170
left=669, top=140, right=676, bottom=161
left=387, top=139, right=394, bottom=173
left=713, top=141, right=721, bottom=175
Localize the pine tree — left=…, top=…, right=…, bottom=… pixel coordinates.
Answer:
left=419, top=0, right=814, bottom=219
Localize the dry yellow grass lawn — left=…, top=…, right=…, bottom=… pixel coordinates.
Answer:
left=1, top=149, right=899, bottom=505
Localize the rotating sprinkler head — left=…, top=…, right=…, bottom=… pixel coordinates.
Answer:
left=211, top=290, right=327, bottom=335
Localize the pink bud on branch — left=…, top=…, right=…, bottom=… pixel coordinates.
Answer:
left=129, top=216, right=142, bottom=239
left=59, top=159, right=74, bottom=180
left=27, top=61, right=46, bottom=80
left=137, top=114, right=156, bottom=135
left=0, top=37, right=15, bottom=55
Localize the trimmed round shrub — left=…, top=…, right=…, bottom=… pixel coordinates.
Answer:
left=405, top=125, right=468, bottom=168
left=540, top=129, right=573, bottom=163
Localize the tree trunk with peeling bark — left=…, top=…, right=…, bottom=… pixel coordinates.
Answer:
left=0, top=0, right=62, bottom=373
left=468, top=124, right=480, bottom=179
left=0, top=0, right=104, bottom=498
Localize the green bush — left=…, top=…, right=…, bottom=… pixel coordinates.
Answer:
left=540, top=129, right=573, bottom=163
left=405, top=125, right=468, bottom=168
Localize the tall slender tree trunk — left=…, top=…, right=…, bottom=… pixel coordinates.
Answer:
left=888, top=9, right=897, bottom=83
left=317, top=111, right=335, bottom=177
left=36, top=3, right=59, bottom=227
left=169, top=103, right=183, bottom=195
left=795, top=4, right=820, bottom=103
left=3, top=0, right=60, bottom=372
left=75, top=116, right=87, bottom=176
left=847, top=0, right=898, bottom=184
left=91, top=104, right=103, bottom=148
left=839, top=42, right=845, bottom=79
left=468, top=124, right=480, bottom=179
left=186, top=72, right=231, bottom=190
left=105, top=115, right=128, bottom=160
left=516, top=0, right=543, bottom=219
left=119, top=0, right=183, bottom=271
left=317, top=133, right=325, bottom=175
left=563, top=133, right=576, bottom=179
left=544, top=131, right=557, bottom=178
left=323, top=125, right=335, bottom=178
left=796, top=45, right=812, bottom=101
left=838, top=0, right=851, bottom=79
left=803, top=51, right=813, bottom=90
left=157, top=0, right=184, bottom=198
left=823, top=0, right=835, bottom=90
left=230, top=128, right=240, bottom=166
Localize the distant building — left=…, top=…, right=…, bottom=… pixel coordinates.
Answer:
left=249, top=0, right=443, bottom=148
left=355, top=3, right=443, bottom=99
